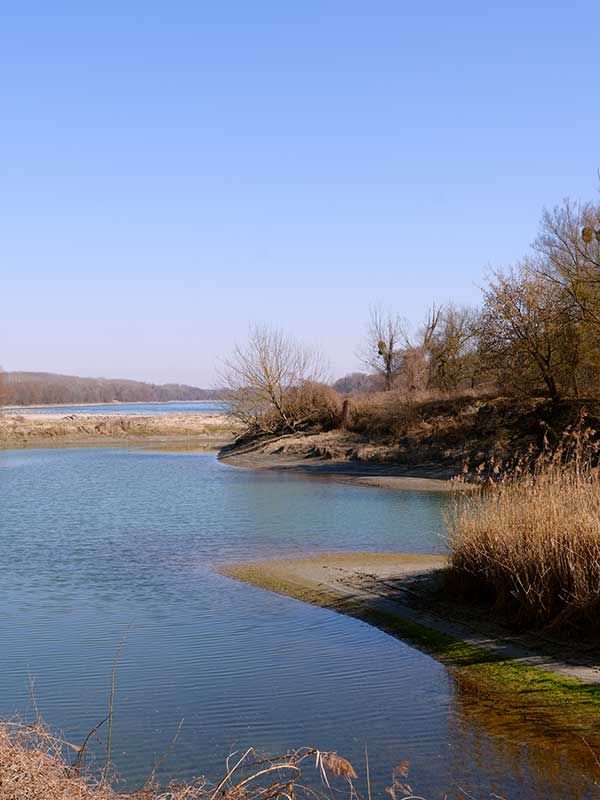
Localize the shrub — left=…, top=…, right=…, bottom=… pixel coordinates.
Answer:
left=284, top=381, right=341, bottom=430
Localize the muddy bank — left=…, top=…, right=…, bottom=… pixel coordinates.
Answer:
left=219, top=435, right=458, bottom=491
left=0, top=412, right=238, bottom=450
left=222, top=552, right=600, bottom=741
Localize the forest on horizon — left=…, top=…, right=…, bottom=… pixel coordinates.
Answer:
left=0, top=371, right=221, bottom=406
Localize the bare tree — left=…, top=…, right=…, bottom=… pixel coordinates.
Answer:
left=533, top=200, right=600, bottom=327
left=220, top=325, right=330, bottom=433
left=425, top=304, right=480, bottom=392
left=393, top=304, right=442, bottom=394
left=479, top=264, right=579, bottom=400
left=361, top=307, right=407, bottom=391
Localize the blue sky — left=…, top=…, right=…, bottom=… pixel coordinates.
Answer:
left=1, top=1, right=599, bottom=384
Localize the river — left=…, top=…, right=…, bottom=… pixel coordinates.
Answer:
left=0, top=447, right=594, bottom=798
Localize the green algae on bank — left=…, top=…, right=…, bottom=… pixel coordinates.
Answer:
left=222, top=552, right=600, bottom=744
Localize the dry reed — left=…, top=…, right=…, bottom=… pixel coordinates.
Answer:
left=448, top=421, right=600, bottom=633
left=0, top=718, right=422, bottom=800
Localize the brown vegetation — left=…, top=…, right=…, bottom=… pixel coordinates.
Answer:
left=0, top=413, right=236, bottom=450
left=222, top=196, right=600, bottom=467
left=220, top=326, right=336, bottom=434
left=218, top=196, right=600, bottom=643
left=448, top=425, right=600, bottom=634
left=0, top=719, right=413, bottom=800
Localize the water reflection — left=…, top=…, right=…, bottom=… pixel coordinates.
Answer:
left=445, top=670, right=600, bottom=798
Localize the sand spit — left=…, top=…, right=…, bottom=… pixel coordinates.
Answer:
left=221, top=551, right=600, bottom=685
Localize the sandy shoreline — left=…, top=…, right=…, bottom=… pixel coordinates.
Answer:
left=221, top=552, right=600, bottom=685
left=221, top=552, right=600, bottom=750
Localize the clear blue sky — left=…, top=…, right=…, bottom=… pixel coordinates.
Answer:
left=2, top=1, right=599, bottom=384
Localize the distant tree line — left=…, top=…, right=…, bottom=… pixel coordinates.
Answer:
left=1, top=372, right=221, bottom=406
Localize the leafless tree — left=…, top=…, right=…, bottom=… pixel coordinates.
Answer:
left=425, top=304, right=480, bottom=391
left=361, top=307, right=407, bottom=391
left=479, top=264, right=579, bottom=400
left=393, top=304, right=442, bottom=394
left=533, top=199, right=600, bottom=327
left=220, top=325, right=331, bottom=433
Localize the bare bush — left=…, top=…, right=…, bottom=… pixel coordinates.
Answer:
left=284, top=381, right=341, bottom=430
left=220, top=326, right=330, bottom=434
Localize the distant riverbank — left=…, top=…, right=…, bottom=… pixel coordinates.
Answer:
left=0, top=412, right=237, bottom=450
left=1, top=400, right=227, bottom=416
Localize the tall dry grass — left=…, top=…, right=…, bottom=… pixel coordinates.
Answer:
left=448, top=423, right=600, bottom=633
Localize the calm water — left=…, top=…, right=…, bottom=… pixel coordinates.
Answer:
left=3, top=401, right=226, bottom=415
left=0, top=448, right=596, bottom=799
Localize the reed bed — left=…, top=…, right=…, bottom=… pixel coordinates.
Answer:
left=448, top=424, right=600, bottom=633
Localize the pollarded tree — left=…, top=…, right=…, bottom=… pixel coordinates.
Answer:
left=361, top=307, right=407, bottom=391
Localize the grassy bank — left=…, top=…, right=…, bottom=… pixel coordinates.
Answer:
left=223, top=394, right=600, bottom=473
left=223, top=394, right=600, bottom=641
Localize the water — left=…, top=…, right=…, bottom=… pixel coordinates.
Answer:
left=2, top=401, right=226, bottom=415
left=0, top=447, right=596, bottom=799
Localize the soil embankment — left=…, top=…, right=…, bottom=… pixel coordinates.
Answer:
left=219, top=435, right=457, bottom=491
left=221, top=396, right=600, bottom=480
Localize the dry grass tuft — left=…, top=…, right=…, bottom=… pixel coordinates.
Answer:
left=0, top=720, right=407, bottom=800
left=448, top=421, right=600, bottom=633
left=0, top=720, right=115, bottom=800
